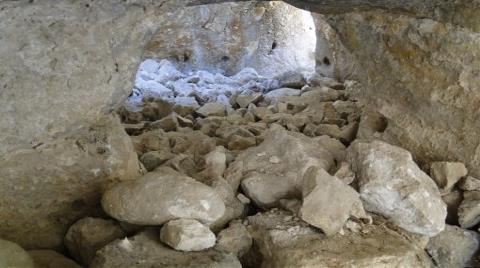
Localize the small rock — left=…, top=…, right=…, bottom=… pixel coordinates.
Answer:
left=276, top=72, right=306, bottom=89
left=102, top=168, right=225, bottom=225
left=357, top=110, right=388, bottom=140
left=215, top=221, right=252, bottom=257
left=278, top=199, right=302, bottom=214
left=160, top=219, right=216, bottom=252
left=430, top=161, right=467, bottom=194
left=139, top=150, right=174, bottom=171
left=334, top=161, right=355, bottom=185
left=458, top=190, right=480, bottom=228
left=204, top=146, right=227, bottom=179
left=299, top=167, right=367, bottom=236
left=235, top=93, right=263, bottom=108
left=347, top=140, right=447, bottom=237
left=459, top=176, right=480, bottom=191
left=196, top=102, right=226, bottom=117
left=427, top=225, right=480, bottom=268
left=29, top=250, right=81, bottom=268
left=65, top=217, right=126, bottom=266
left=264, top=88, right=300, bottom=103
left=237, top=193, right=251, bottom=205
left=149, top=113, right=179, bottom=132
left=227, top=135, right=256, bottom=151
left=0, top=239, right=34, bottom=268
left=442, top=189, right=463, bottom=225
left=316, top=124, right=342, bottom=140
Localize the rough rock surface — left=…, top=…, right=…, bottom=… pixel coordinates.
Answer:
left=91, top=229, right=241, bottom=268
left=0, top=239, right=34, bottom=268
left=459, top=176, right=480, bottom=191
left=226, top=128, right=336, bottom=208
left=102, top=168, right=225, bottom=225
left=458, top=191, right=480, bottom=228
left=426, top=225, right=480, bottom=268
left=247, top=209, right=431, bottom=268
left=347, top=140, right=446, bottom=236
left=29, top=250, right=81, bottom=268
left=326, top=7, right=480, bottom=179
left=65, top=217, right=126, bottom=266
left=160, top=219, right=216, bottom=252
left=215, top=220, right=252, bottom=257
left=299, top=167, right=367, bottom=236
left=0, top=116, right=141, bottom=249
left=430, top=162, right=468, bottom=194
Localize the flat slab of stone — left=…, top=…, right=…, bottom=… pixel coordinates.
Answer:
left=247, top=209, right=431, bottom=268
left=91, top=229, right=241, bottom=268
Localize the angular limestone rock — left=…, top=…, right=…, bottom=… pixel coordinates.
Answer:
left=347, top=140, right=447, bottom=237
left=442, top=189, right=463, bottom=225
left=215, top=221, right=252, bottom=257
left=65, top=217, right=126, bottom=266
left=0, top=239, right=34, bottom=268
left=427, top=225, right=479, bottom=268
left=29, top=250, right=81, bottom=268
left=430, top=162, right=468, bottom=194
left=197, top=102, right=227, bottom=117
left=247, top=210, right=431, bottom=268
left=226, top=129, right=336, bottom=208
left=102, top=168, right=225, bottom=225
left=91, top=230, right=241, bottom=268
left=160, top=219, right=216, bottom=252
left=459, top=176, right=480, bottom=191
left=299, top=167, right=367, bottom=236
left=458, top=191, right=480, bottom=228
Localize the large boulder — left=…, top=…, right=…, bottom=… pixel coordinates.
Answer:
left=347, top=140, right=447, bottom=237
left=91, top=229, right=241, bottom=268
left=102, top=167, right=225, bottom=225
left=247, top=209, right=431, bottom=268
left=225, top=128, right=336, bottom=208
left=0, top=116, right=142, bottom=249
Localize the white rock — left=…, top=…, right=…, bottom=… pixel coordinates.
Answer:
left=347, top=140, right=447, bottom=237
left=138, top=59, right=160, bottom=73
left=264, top=88, right=300, bottom=102
left=427, top=225, right=480, bottom=268
left=160, top=219, right=216, bottom=252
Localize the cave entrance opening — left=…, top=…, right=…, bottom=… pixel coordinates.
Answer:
left=123, top=1, right=317, bottom=111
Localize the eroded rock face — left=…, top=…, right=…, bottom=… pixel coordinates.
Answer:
left=326, top=8, right=480, bottom=178
left=102, top=168, right=225, bottom=225
left=0, top=116, right=142, bottom=249
left=347, top=140, right=447, bottom=237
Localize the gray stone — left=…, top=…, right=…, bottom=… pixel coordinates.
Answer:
left=264, top=88, right=301, bottom=103
left=160, top=219, right=216, bottom=252
left=140, top=150, right=174, bottom=172
left=0, top=239, right=34, bottom=268
left=299, top=167, right=367, bottom=236
left=215, top=220, right=252, bottom=257
left=65, top=217, right=126, bottom=266
left=430, top=162, right=468, bottom=194
left=458, top=191, right=480, bottom=228
left=204, top=146, right=227, bottom=179
left=459, top=176, right=480, bottom=191
left=29, top=250, right=81, bottom=268
left=427, top=225, right=480, bottom=268
left=247, top=209, right=431, bottom=268
left=197, top=103, right=227, bottom=117
left=347, top=140, right=447, bottom=237
left=102, top=168, right=225, bottom=225
left=442, top=190, right=463, bottom=225
left=0, top=116, right=142, bottom=249
left=334, top=161, right=355, bottom=184
left=91, top=229, right=241, bottom=268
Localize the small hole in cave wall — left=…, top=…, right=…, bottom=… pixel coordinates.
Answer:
left=183, top=52, right=190, bottom=62
left=271, top=41, right=277, bottom=50
left=322, top=57, right=331, bottom=66
left=221, top=56, right=230, bottom=62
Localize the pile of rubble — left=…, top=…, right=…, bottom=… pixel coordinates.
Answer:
left=3, top=69, right=480, bottom=268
